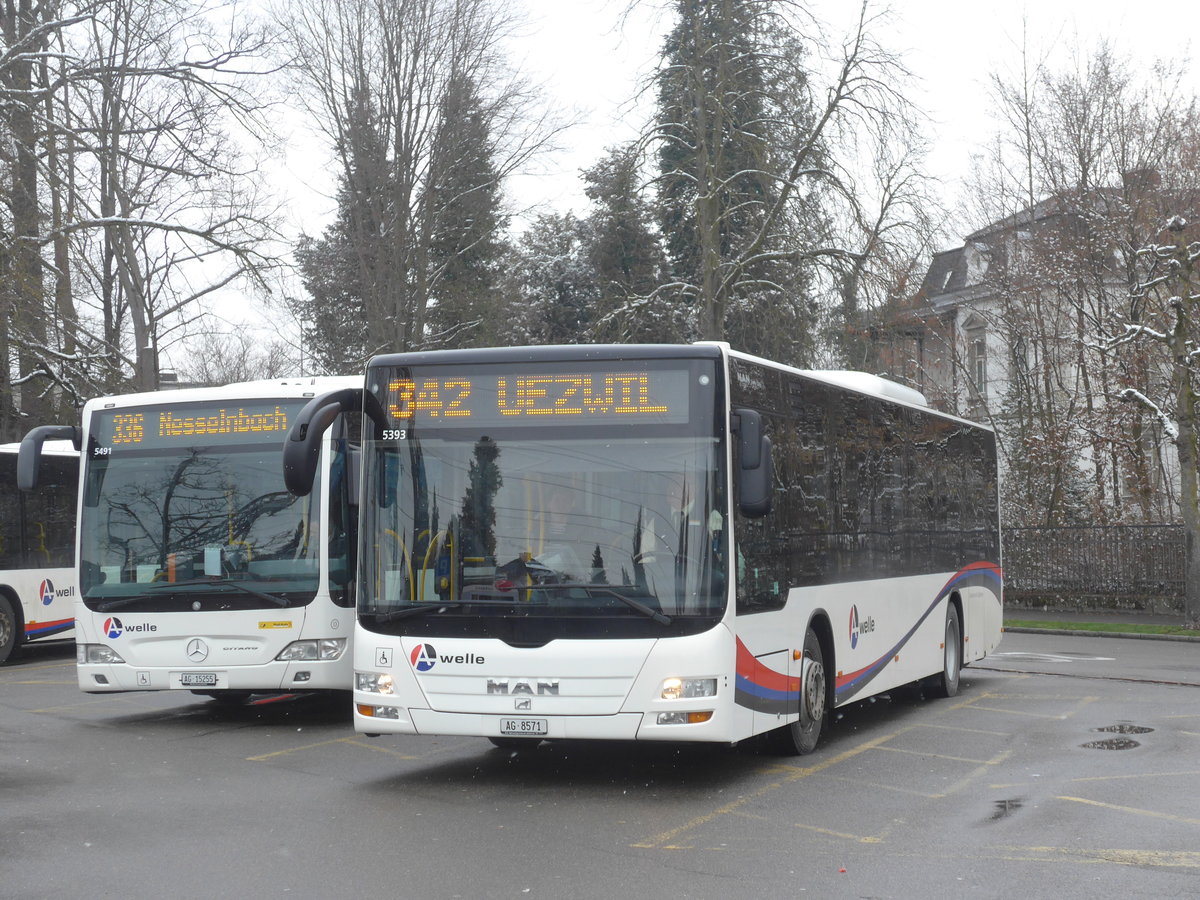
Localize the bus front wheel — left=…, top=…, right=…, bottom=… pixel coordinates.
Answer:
left=0, top=594, right=18, bottom=665
left=925, top=603, right=961, bottom=699
left=770, top=625, right=825, bottom=755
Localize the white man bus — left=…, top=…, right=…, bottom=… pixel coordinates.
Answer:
left=285, top=343, right=1001, bottom=753
left=20, top=377, right=359, bottom=701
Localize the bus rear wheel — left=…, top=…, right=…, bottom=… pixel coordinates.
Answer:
left=770, top=625, right=825, bottom=755
left=925, top=603, right=961, bottom=699
left=0, top=594, right=18, bottom=665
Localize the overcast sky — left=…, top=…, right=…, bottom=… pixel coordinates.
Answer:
left=495, top=0, right=1196, bottom=237
left=257, top=1, right=1194, bottom=347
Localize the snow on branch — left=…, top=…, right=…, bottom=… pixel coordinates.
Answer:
left=1119, top=388, right=1180, bottom=442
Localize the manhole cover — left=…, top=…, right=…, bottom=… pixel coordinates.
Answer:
left=1081, top=738, right=1140, bottom=750
left=1094, top=724, right=1154, bottom=734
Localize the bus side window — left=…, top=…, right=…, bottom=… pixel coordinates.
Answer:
left=0, top=455, right=19, bottom=568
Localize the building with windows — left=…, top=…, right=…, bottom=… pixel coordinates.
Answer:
left=872, top=175, right=1197, bottom=526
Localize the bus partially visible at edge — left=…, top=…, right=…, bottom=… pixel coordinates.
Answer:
left=285, top=343, right=1002, bottom=752
left=20, top=377, right=359, bottom=699
left=0, top=440, right=78, bottom=664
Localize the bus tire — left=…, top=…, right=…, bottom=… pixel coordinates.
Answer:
left=926, top=603, right=961, bottom=699
left=0, top=593, right=19, bottom=666
left=769, top=625, right=825, bottom=755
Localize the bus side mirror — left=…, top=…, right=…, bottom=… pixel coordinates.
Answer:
left=284, top=388, right=364, bottom=496
left=18, top=425, right=80, bottom=492
left=733, top=409, right=773, bottom=518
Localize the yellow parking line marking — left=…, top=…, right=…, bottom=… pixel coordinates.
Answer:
left=631, top=727, right=912, bottom=849
left=824, top=774, right=942, bottom=799
left=792, top=821, right=884, bottom=843
left=916, top=722, right=1012, bottom=737
left=936, top=749, right=1013, bottom=798
left=1067, top=770, right=1200, bottom=784
left=246, top=736, right=362, bottom=761
left=345, top=740, right=422, bottom=760
left=998, top=846, right=1200, bottom=868
left=962, top=704, right=1070, bottom=719
left=246, top=735, right=423, bottom=762
left=1057, top=796, right=1200, bottom=827
left=964, top=695, right=1097, bottom=720
left=873, top=745, right=992, bottom=765
left=969, top=696, right=1094, bottom=705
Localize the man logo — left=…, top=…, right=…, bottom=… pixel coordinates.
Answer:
left=410, top=643, right=437, bottom=672
left=104, top=617, right=123, bottom=639
left=39, top=579, right=55, bottom=606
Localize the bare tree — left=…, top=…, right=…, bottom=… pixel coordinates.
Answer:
left=646, top=0, right=931, bottom=367
left=1, top=0, right=285, bottom=436
left=277, top=0, right=560, bottom=360
left=63, top=0, right=283, bottom=393
left=173, top=327, right=298, bottom=385
left=1115, top=217, right=1200, bottom=626
left=945, top=43, right=1199, bottom=527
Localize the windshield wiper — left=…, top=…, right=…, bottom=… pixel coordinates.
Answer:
left=372, top=601, right=468, bottom=624
left=97, top=577, right=290, bottom=611
left=368, top=585, right=673, bottom=626
left=531, top=583, right=673, bottom=625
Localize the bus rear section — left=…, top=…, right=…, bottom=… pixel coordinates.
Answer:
left=1, top=441, right=78, bottom=664
left=64, top=378, right=358, bottom=697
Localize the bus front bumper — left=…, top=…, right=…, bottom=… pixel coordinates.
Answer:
left=77, top=658, right=351, bottom=693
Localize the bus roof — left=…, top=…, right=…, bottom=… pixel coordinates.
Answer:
left=81, top=375, right=361, bottom=412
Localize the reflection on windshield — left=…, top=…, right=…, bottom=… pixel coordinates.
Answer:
left=81, top=444, right=322, bottom=608
left=361, top=435, right=726, bottom=627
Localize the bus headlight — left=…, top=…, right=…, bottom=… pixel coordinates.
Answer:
left=78, top=644, right=125, bottom=665
left=276, top=638, right=347, bottom=661
left=661, top=677, right=717, bottom=700
left=355, top=672, right=395, bottom=694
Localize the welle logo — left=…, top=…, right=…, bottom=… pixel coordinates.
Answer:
left=101, top=617, right=157, bottom=640
left=409, top=643, right=486, bottom=672
left=849, top=605, right=876, bottom=649
left=38, top=579, right=75, bottom=606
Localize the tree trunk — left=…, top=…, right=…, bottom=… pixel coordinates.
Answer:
left=1166, top=226, right=1200, bottom=627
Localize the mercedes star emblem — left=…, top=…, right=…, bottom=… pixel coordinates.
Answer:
left=186, top=638, right=209, bottom=662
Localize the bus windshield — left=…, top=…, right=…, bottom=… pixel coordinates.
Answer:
left=359, top=358, right=727, bottom=640
left=79, top=399, right=323, bottom=612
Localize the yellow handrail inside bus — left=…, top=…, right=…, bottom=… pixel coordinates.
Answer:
left=382, top=529, right=414, bottom=601
left=420, top=530, right=451, bottom=602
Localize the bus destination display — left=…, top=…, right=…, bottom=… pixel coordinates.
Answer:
left=91, top=400, right=305, bottom=451
left=380, top=367, right=693, bottom=429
